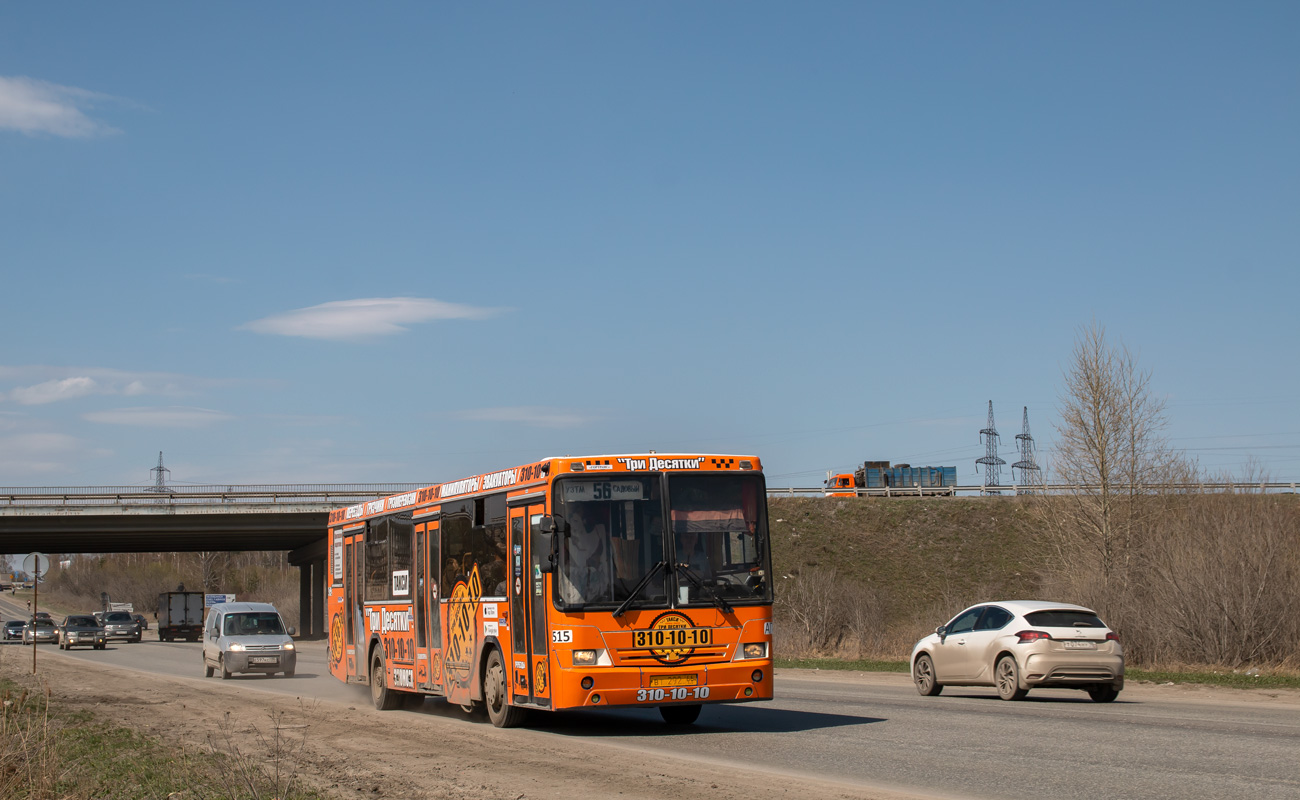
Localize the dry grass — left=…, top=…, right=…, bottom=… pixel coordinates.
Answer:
left=769, top=493, right=1300, bottom=669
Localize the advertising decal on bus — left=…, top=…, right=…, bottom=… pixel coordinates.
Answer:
left=444, top=565, right=482, bottom=692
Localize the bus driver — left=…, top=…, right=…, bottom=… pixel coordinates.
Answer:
left=559, top=504, right=611, bottom=605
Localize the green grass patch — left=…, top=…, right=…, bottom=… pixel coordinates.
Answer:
left=1127, top=667, right=1300, bottom=690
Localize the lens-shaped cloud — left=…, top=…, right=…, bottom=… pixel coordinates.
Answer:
left=239, top=297, right=501, bottom=341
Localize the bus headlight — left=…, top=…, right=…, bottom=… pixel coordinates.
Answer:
left=737, top=642, right=767, bottom=660
left=572, top=650, right=598, bottom=666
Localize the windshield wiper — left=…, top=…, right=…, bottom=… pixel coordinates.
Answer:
left=612, top=561, right=668, bottom=619
left=675, top=565, right=734, bottom=614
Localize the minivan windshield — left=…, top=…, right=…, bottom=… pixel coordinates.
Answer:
left=222, top=612, right=285, bottom=636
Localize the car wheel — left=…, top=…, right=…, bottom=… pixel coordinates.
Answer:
left=1088, top=685, right=1120, bottom=703
left=284, top=667, right=295, bottom=678
left=913, top=654, right=943, bottom=696
left=370, top=650, right=402, bottom=710
left=484, top=650, right=526, bottom=728
left=219, top=655, right=232, bottom=680
left=659, top=704, right=702, bottom=725
left=995, top=655, right=1028, bottom=701
left=205, top=661, right=215, bottom=678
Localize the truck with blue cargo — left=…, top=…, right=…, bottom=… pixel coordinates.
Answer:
left=825, top=461, right=958, bottom=496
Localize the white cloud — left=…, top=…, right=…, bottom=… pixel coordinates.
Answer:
left=0, top=76, right=120, bottom=137
left=83, top=406, right=233, bottom=428
left=7, top=376, right=101, bottom=405
left=455, top=406, right=593, bottom=429
left=239, top=297, right=501, bottom=341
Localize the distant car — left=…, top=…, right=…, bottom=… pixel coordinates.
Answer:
left=58, top=615, right=106, bottom=650
left=911, top=601, right=1124, bottom=703
left=4, top=620, right=25, bottom=640
left=93, top=611, right=106, bottom=625
left=34, top=611, right=53, bottom=622
left=202, top=602, right=297, bottom=679
left=100, top=611, right=142, bottom=643
left=23, top=619, right=59, bottom=645
left=133, top=614, right=149, bottom=632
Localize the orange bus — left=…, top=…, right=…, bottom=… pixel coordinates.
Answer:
left=325, top=453, right=774, bottom=727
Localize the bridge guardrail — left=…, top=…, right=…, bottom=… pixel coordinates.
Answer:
left=1, top=481, right=1295, bottom=507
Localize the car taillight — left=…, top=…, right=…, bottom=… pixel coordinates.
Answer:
left=1106, top=632, right=1120, bottom=642
left=1016, top=630, right=1052, bottom=643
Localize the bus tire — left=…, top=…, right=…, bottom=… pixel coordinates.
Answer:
left=659, top=704, right=702, bottom=725
left=370, top=650, right=401, bottom=710
left=484, top=650, right=526, bottom=728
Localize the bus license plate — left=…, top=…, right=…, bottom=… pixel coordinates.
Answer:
left=633, top=627, right=711, bottom=648
left=249, top=656, right=279, bottom=664
left=649, top=674, right=699, bottom=688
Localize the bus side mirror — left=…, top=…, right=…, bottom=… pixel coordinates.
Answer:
left=536, top=516, right=560, bottom=574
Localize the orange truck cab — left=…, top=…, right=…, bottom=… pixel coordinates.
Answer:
left=825, top=473, right=856, bottom=497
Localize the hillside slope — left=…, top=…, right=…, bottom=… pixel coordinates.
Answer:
left=767, top=496, right=1041, bottom=651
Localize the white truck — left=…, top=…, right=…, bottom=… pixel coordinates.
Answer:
left=157, top=591, right=205, bottom=642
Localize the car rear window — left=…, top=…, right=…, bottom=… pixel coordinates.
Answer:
left=1025, top=610, right=1105, bottom=628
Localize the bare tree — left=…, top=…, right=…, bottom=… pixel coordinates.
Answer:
left=1034, top=322, right=1188, bottom=635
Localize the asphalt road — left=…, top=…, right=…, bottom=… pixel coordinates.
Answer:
left=3, top=606, right=1298, bottom=800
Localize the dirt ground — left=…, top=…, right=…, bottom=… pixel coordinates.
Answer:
left=3, top=650, right=928, bottom=800
left=8, top=646, right=1299, bottom=800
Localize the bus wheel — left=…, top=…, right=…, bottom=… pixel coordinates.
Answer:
left=484, top=651, right=526, bottom=728
left=659, top=704, right=702, bottom=725
left=370, top=651, right=401, bottom=710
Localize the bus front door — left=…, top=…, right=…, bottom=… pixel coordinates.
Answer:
left=509, top=504, right=551, bottom=706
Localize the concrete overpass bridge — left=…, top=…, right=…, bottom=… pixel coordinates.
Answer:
left=0, top=484, right=424, bottom=638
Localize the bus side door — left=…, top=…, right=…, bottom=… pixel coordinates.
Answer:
left=414, top=519, right=443, bottom=693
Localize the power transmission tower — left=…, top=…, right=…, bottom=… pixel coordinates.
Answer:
left=1012, top=406, right=1042, bottom=490
left=149, top=451, right=171, bottom=493
left=976, top=400, right=1005, bottom=493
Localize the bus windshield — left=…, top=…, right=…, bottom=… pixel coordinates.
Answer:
left=668, top=473, right=770, bottom=606
left=553, top=473, right=771, bottom=610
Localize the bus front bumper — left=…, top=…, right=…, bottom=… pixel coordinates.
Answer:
left=551, top=660, right=774, bottom=710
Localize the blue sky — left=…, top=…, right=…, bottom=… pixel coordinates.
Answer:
left=1, top=3, right=1297, bottom=489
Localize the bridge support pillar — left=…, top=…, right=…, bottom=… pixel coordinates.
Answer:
left=297, top=559, right=327, bottom=640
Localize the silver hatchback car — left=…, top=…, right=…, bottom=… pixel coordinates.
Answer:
left=202, top=602, right=297, bottom=679
left=911, top=600, right=1124, bottom=703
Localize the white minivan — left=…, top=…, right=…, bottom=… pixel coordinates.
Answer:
left=202, top=602, right=297, bottom=679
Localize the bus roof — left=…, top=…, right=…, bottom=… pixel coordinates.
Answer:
left=327, top=453, right=762, bottom=527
